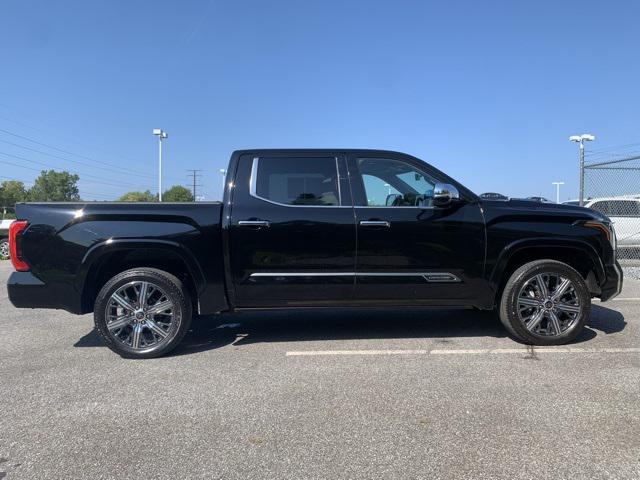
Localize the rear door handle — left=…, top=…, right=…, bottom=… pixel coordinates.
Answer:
left=238, top=220, right=270, bottom=228
left=359, top=220, right=391, bottom=228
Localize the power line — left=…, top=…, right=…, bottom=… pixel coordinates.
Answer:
left=0, top=137, right=158, bottom=179
left=0, top=127, right=157, bottom=177
left=0, top=150, right=154, bottom=189
left=0, top=126, right=185, bottom=183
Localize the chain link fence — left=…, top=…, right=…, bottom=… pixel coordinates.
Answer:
left=583, top=155, right=640, bottom=273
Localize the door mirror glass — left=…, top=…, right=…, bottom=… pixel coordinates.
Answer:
left=385, top=193, right=403, bottom=206
left=433, top=183, right=460, bottom=207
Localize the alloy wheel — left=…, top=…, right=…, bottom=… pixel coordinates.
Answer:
left=105, top=281, right=175, bottom=350
left=516, top=272, right=581, bottom=336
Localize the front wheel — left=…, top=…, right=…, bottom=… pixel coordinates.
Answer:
left=499, top=259, right=591, bottom=345
left=94, top=268, right=192, bottom=358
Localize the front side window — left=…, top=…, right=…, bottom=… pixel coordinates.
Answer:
left=358, top=157, right=437, bottom=207
left=253, top=157, right=340, bottom=206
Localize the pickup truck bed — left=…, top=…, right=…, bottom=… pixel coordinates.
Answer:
left=8, top=202, right=227, bottom=314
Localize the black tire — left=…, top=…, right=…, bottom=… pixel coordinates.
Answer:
left=94, top=268, right=192, bottom=359
left=0, top=238, right=10, bottom=260
left=499, top=259, right=591, bottom=345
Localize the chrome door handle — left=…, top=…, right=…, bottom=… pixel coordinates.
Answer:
left=238, top=220, right=270, bottom=227
left=359, top=220, right=390, bottom=228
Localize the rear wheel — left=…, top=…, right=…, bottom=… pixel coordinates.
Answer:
left=499, top=259, right=591, bottom=345
left=94, top=268, right=192, bottom=358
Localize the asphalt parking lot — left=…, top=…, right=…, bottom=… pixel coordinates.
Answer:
left=1, top=261, right=639, bottom=480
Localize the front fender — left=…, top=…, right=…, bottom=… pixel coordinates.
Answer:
left=489, top=237, right=605, bottom=287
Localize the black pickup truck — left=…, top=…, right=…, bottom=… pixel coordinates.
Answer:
left=7, top=149, right=623, bottom=358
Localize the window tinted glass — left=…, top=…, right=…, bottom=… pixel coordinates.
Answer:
left=591, top=200, right=640, bottom=216
left=590, top=201, right=609, bottom=215
left=358, top=157, right=436, bottom=207
left=254, top=157, right=340, bottom=206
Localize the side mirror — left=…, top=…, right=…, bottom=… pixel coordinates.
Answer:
left=433, top=183, right=460, bottom=207
left=385, top=193, right=402, bottom=206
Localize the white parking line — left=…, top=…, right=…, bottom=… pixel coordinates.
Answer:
left=607, top=297, right=640, bottom=302
left=285, top=347, right=640, bottom=357
left=286, top=349, right=429, bottom=356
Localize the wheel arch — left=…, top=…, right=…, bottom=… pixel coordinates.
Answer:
left=78, top=239, right=206, bottom=314
left=490, top=238, right=605, bottom=303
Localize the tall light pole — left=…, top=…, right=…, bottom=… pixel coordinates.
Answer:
left=569, top=133, right=595, bottom=206
left=153, top=129, right=168, bottom=201
left=552, top=181, right=565, bottom=204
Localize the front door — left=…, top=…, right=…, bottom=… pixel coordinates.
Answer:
left=347, top=152, right=486, bottom=306
left=228, top=152, right=356, bottom=307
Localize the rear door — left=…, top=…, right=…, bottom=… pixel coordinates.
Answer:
left=347, top=152, right=486, bottom=306
left=228, top=152, right=356, bottom=307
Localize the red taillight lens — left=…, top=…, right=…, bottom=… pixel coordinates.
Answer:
left=9, top=220, right=29, bottom=271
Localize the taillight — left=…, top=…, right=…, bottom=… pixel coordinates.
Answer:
left=9, top=220, right=29, bottom=271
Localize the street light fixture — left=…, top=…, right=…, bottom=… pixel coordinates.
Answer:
left=552, top=181, right=565, bottom=204
left=153, top=129, right=168, bottom=201
left=569, top=133, right=595, bottom=206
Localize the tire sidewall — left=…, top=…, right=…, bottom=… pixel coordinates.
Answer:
left=502, top=261, right=591, bottom=345
left=94, top=269, right=191, bottom=359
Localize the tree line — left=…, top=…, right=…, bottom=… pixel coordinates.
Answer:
left=0, top=169, right=195, bottom=214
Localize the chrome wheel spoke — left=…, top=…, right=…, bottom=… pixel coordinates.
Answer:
left=112, top=293, right=135, bottom=312
left=145, top=319, right=169, bottom=339
left=107, top=314, right=134, bottom=331
left=525, top=310, right=544, bottom=332
left=548, top=310, right=562, bottom=335
left=130, top=323, right=142, bottom=349
left=551, top=278, right=571, bottom=301
left=138, top=282, right=150, bottom=308
left=535, top=274, right=549, bottom=298
left=147, top=300, right=173, bottom=316
left=556, top=302, right=580, bottom=314
left=518, top=296, right=543, bottom=308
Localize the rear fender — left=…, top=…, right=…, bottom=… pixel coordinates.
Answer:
left=77, top=238, right=206, bottom=303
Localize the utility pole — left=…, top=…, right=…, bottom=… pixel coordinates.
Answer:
left=569, top=134, right=595, bottom=206
left=552, top=182, right=564, bottom=204
left=153, top=129, right=168, bottom=201
left=187, top=169, right=203, bottom=202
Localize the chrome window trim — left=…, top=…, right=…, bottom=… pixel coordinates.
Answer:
left=249, top=272, right=461, bottom=283
left=354, top=206, right=437, bottom=209
left=249, top=156, right=351, bottom=208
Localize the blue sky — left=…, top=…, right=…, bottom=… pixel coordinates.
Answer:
left=0, top=0, right=639, bottom=201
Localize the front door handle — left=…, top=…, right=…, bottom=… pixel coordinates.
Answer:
left=238, top=220, right=270, bottom=228
left=359, top=220, right=391, bottom=228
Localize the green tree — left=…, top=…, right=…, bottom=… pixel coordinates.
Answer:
left=162, top=185, right=194, bottom=202
left=0, top=180, right=28, bottom=207
left=118, top=190, right=157, bottom=202
left=28, top=170, right=80, bottom=201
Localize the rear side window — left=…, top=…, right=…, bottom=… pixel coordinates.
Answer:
left=591, top=200, right=640, bottom=217
left=252, top=157, right=340, bottom=206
